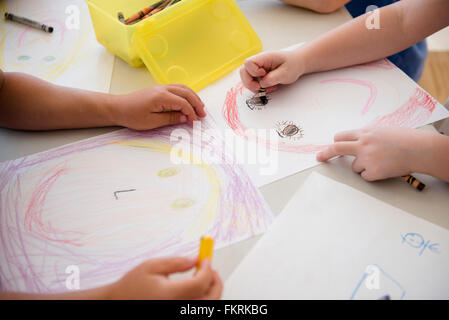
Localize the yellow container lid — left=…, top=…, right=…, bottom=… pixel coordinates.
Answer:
left=132, top=0, right=262, bottom=91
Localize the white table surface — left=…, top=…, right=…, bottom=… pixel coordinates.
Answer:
left=0, top=0, right=448, bottom=283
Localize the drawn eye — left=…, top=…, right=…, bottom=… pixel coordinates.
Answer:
left=171, top=198, right=195, bottom=209
left=43, top=56, right=56, bottom=62
left=275, top=121, right=304, bottom=140
left=245, top=93, right=270, bottom=110
left=283, top=124, right=300, bottom=137
left=17, top=55, right=32, bottom=61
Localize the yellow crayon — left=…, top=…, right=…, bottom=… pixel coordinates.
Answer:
left=197, top=236, right=214, bottom=270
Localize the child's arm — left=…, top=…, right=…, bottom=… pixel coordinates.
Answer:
left=0, top=257, right=222, bottom=300
left=279, top=0, right=350, bottom=14
left=317, top=128, right=449, bottom=183
left=241, top=0, right=449, bottom=91
left=0, top=70, right=206, bottom=131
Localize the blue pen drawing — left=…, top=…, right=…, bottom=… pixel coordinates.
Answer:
left=401, top=232, right=440, bottom=256
left=350, top=264, right=406, bottom=300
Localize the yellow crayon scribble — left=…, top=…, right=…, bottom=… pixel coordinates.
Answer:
left=158, top=167, right=181, bottom=178
left=44, top=28, right=89, bottom=80
left=171, top=198, right=195, bottom=209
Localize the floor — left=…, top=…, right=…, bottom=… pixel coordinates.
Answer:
left=419, top=51, right=449, bottom=105
left=418, top=27, right=449, bottom=134
left=419, top=27, right=449, bottom=105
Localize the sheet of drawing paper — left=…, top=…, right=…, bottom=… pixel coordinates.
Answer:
left=199, top=43, right=449, bottom=187
left=0, top=120, right=274, bottom=293
left=224, top=172, right=449, bottom=299
left=1, top=0, right=114, bottom=93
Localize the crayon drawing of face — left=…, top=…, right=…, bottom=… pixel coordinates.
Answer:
left=223, top=68, right=437, bottom=155
left=2, top=9, right=86, bottom=81
left=19, top=140, right=219, bottom=255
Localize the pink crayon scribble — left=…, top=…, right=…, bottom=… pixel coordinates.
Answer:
left=222, top=82, right=328, bottom=154
left=368, top=88, right=436, bottom=128
left=18, top=19, right=66, bottom=48
left=320, top=78, right=377, bottom=115
left=24, top=166, right=85, bottom=246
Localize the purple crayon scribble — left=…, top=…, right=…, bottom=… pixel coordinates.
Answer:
left=0, top=119, right=274, bottom=293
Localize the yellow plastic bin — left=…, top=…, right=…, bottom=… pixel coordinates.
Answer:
left=86, top=0, right=262, bottom=91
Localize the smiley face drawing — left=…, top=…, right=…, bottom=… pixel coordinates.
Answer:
left=0, top=127, right=274, bottom=293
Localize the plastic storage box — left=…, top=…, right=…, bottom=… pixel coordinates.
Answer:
left=86, top=0, right=262, bottom=91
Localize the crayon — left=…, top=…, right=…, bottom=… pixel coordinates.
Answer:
left=378, top=295, right=391, bottom=300
left=124, top=0, right=166, bottom=25
left=197, top=236, right=214, bottom=270
left=256, top=77, right=268, bottom=105
left=118, top=12, right=125, bottom=24
left=401, top=175, right=425, bottom=191
left=259, top=87, right=268, bottom=105
left=5, top=12, right=53, bottom=33
left=142, top=8, right=162, bottom=19
left=142, top=0, right=173, bottom=19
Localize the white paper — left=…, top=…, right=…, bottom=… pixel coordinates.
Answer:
left=199, top=43, right=449, bottom=187
left=0, top=120, right=274, bottom=293
left=1, top=0, right=114, bottom=93
left=224, top=172, right=449, bottom=299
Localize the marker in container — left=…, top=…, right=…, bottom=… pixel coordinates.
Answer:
left=5, top=12, right=54, bottom=33
left=197, top=236, right=214, bottom=270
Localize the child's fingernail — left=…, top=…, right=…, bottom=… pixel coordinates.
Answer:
left=180, top=115, right=187, bottom=123
left=201, top=259, right=210, bottom=267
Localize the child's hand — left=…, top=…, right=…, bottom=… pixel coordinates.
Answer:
left=110, top=84, right=206, bottom=130
left=316, top=127, right=436, bottom=181
left=240, top=50, right=304, bottom=93
left=107, top=257, right=222, bottom=300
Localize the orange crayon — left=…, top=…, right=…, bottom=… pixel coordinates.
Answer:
left=125, top=0, right=166, bottom=24
left=196, top=236, right=214, bottom=270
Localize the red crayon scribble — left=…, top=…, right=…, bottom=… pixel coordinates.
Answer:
left=320, top=78, right=377, bottom=115
left=222, top=82, right=437, bottom=155
left=368, top=88, right=436, bottom=128
left=24, top=166, right=84, bottom=246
